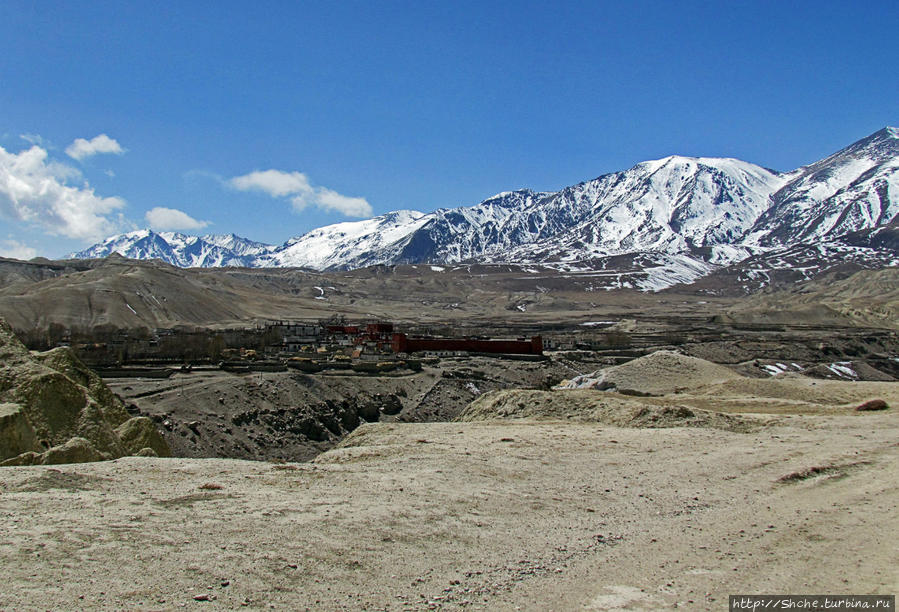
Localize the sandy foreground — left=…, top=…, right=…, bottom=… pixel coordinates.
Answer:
left=1, top=413, right=897, bottom=611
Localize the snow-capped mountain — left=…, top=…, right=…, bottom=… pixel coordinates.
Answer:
left=73, top=230, right=276, bottom=268
left=744, top=127, right=899, bottom=246
left=488, top=156, right=785, bottom=265
left=255, top=210, right=431, bottom=269
left=200, top=233, right=275, bottom=258
left=73, top=127, right=899, bottom=290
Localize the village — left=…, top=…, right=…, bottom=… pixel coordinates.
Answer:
left=20, top=313, right=897, bottom=383
left=32, top=316, right=548, bottom=377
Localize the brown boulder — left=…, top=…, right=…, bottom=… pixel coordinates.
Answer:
left=856, top=399, right=889, bottom=411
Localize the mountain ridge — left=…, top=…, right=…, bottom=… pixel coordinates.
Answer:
left=72, top=127, right=899, bottom=291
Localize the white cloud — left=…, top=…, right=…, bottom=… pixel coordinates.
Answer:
left=20, top=133, right=50, bottom=147
left=229, top=169, right=313, bottom=198
left=66, top=134, right=125, bottom=161
left=0, top=144, right=126, bottom=241
left=229, top=169, right=372, bottom=218
left=300, top=188, right=373, bottom=217
left=0, top=239, right=38, bottom=260
left=183, top=169, right=225, bottom=184
left=145, top=207, right=210, bottom=231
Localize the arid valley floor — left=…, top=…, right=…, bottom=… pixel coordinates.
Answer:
left=2, top=407, right=897, bottom=610
left=1, top=259, right=898, bottom=610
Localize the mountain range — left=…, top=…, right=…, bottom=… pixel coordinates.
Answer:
left=73, top=127, right=899, bottom=291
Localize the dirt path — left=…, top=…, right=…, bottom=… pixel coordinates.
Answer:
left=1, top=412, right=896, bottom=610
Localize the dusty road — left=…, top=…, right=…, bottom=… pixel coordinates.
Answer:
left=1, top=409, right=896, bottom=610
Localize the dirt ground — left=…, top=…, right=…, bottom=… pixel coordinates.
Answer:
left=104, top=337, right=899, bottom=464
left=1, top=408, right=896, bottom=610
left=105, top=357, right=575, bottom=462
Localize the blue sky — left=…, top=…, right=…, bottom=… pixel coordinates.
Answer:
left=1, top=0, right=897, bottom=259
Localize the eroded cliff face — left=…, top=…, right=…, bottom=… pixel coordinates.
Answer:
left=0, top=318, right=169, bottom=465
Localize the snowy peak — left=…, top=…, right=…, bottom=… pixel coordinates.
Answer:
left=746, top=127, right=899, bottom=246
left=72, top=230, right=271, bottom=268
left=75, top=229, right=174, bottom=261
left=396, top=189, right=556, bottom=263
left=496, top=155, right=784, bottom=264
left=200, top=233, right=273, bottom=256
left=865, top=126, right=899, bottom=145
left=258, top=209, right=431, bottom=269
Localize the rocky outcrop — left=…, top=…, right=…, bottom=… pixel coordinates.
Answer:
left=40, top=437, right=105, bottom=465
left=0, top=403, right=42, bottom=461
left=0, top=318, right=171, bottom=465
left=115, top=417, right=171, bottom=457
left=35, top=347, right=131, bottom=423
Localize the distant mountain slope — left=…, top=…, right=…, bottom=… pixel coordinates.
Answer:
left=72, top=127, right=899, bottom=291
left=670, top=241, right=899, bottom=296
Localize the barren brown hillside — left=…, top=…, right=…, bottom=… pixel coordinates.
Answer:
left=0, top=256, right=737, bottom=330
left=723, top=267, right=899, bottom=329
